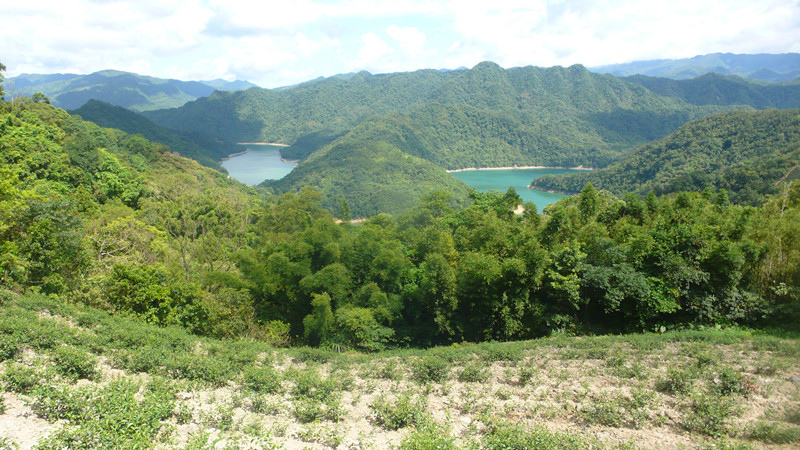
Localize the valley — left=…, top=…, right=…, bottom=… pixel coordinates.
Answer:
left=1, top=50, right=799, bottom=448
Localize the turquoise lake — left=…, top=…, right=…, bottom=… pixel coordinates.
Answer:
left=451, top=168, right=587, bottom=208
left=221, top=147, right=584, bottom=208
left=220, top=144, right=297, bottom=185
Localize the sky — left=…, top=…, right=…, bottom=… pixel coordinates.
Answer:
left=3, top=0, right=799, bottom=88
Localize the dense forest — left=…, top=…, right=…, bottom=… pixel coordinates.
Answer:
left=138, top=62, right=800, bottom=216
left=71, top=100, right=236, bottom=171
left=532, top=109, right=800, bottom=205
left=2, top=96, right=798, bottom=351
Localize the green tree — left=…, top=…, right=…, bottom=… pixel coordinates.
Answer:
left=0, top=61, right=6, bottom=100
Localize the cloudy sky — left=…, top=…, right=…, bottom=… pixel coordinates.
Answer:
left=3, top=0, right=799, bottom=88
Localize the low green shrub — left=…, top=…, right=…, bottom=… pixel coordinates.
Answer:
left=682, top=393, right=740, bottom=437
left=412, top=356, right=450, bottom=384
left=749, top=421, right=800, bottom=444
left=242, top=366, right=282, bottom=394
left=656, top=368, right=695, bottom=394
left=457, top=363, right=490, bottom=383
left=51, top=345, right=97, bottom=380
left=399, top=421, right=456, bottom=450
left=482, top=419, right=593, bottom=449
left=2, top=364, right=39, bottom=394
left=370, top=394, right=428, bottom=430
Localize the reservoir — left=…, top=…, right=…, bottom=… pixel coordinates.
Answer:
left=450, top=167, right=587, bottom=208
left=221, top=144, right=297, bottom=185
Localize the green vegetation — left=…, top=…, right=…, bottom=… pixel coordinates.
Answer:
left=144, top=63, right=730, bottom=167
left=71, top=100, right=235, bottom=171
left=625, top=73, right=800, bottom=109
left=2, top=100, right=800, bottom=350
left=533, top=109, right=800, bottom=205
left=0, top=291, right=797, bottom=447
left=2, top=63, right=800, bottom=447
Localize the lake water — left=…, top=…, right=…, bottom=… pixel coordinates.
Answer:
left=451, top=168, right=587, bottom=208
left=220, top=144, right=297, bottom=185
left=221, top=146, right=584, bottom=208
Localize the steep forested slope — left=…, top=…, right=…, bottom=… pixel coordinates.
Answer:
left=143, top=63, right=728, bottom=167
left=71, top=100, right=235, bottom=171
left=532, top=109, right=800, bottom=204
left=625, top=73, right=800, bottom=109
left=2, top=98, right=799, bottom=352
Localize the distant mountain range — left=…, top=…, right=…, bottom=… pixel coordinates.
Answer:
left=8, top=70, right=257, bottom=112
left=591, top=53, right=800, bottom=82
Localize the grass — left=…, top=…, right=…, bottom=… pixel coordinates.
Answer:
left=0, top=291, right=798, bottom=448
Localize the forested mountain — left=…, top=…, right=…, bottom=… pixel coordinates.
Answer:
left=2, top=96, right=800, bottom=352
left=591, top=52, right=800, bottom=82
left=70, top=100, right=235, bottom=171
left=9, top=70, right=257, bottom=112
left=143, top=63, right=725, bottom=161
left=144, top=62, right=736, bottom=212
left=532, top=109, right=800, bottom=205
left=624, top=73, right=800, bottom=108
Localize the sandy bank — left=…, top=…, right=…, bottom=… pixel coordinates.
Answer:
left=447, top=165, right=593, bottom=173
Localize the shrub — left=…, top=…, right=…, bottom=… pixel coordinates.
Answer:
left=370, top=394, right=428, bottom=430
left=482, top=420, right=592, bottom=449
left=682, top=393, right=740, bottom=437
left=52, top=346, right=97, bottom=380
left=457, top=363, right=491, bottom=383
left=656, top=368, right=694, bottom=394
left=711, top=366, right=755, bottom=396
left=242, top=366, right=282, bottom=394
left=412, top=356, right=450, bottom=384
left=399, top=421, right=456, bottom=450
left=749, top=421, right=800, bottom=444
left=2, top=364, right=39, bottom=394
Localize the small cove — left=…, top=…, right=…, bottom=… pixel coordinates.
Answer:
left=450, top=167, right=588, bottom=208
left=220, top=144, right=297, bottom=186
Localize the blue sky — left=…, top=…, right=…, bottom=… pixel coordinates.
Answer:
left=3, top=0, right=799, bottom=88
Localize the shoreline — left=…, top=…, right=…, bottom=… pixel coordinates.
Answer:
left=447, top=165, right=593, bottom=173
left=236, top=142, right=290, bottom=147
left=527, top=185, right=576, bottom=195
left=219, top=149, right=251, bottom=162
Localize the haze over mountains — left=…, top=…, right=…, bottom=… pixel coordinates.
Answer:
left=591, top=52, right=800, bottom=82
left=8, top=70, right=257, bottom=112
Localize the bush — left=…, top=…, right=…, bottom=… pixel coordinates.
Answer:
left=412, top=356, right=450, bottom=384
left=749, top=421, right=800, bottom=444
left=457, top=363, right=491, bottom=383
left=2, top=364, right=39, bottom=394
left=370, top=394, right=428, bottom=430
left=682, top=393, right=740, bottom=437
left=399, top=421, right=456, bottom=450
left=242, top=366, right=282, bottom=394
left=52, top=346, right=97, bottom=380
left=656, top=368, right=694, bottom=394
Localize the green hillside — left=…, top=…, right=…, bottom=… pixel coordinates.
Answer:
left=71, top=100, right=235, bottom=171
left=625, top=73, right=800, bottom=109
left=10, top=70, right=257, bottom=112
left=267, top=117, right=473, bottom=217
left=531, top=109, right=800, bottom=204
left=143, top=63, right=729, bottom=167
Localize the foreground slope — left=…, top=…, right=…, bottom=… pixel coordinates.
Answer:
left=532, top=109, right=800, bottom=204
left=1, top=292, right=798, bottom=448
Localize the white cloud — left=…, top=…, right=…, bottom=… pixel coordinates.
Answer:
left=356, top=32, right=395, bottom=65
left=1, top=0, right=797, bottom=87
left=386, top=25, right=427, bottom=55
